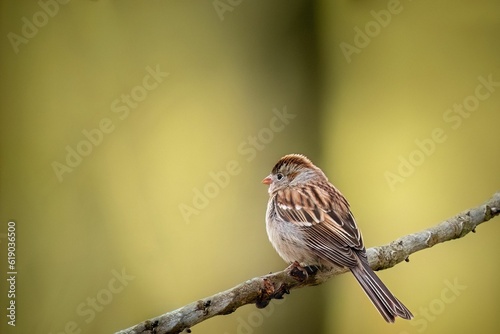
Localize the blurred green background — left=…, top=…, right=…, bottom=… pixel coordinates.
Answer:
left=1, top=0, right=499, bottom=333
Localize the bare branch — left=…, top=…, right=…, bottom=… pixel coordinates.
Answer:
left=115, top=192, right=500, bottom=334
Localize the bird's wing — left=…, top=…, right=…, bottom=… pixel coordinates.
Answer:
left=274, top=184, right=365, bottom=268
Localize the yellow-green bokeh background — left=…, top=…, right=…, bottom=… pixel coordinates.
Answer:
left=1, top=1, right=499, bottom=333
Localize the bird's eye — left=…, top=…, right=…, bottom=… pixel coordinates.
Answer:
left=276, top=173, right=284, bottom=180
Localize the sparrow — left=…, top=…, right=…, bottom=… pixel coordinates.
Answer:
left=262, top=154, right=412, bottom=322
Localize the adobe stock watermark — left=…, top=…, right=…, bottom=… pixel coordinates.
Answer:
left=224, top=299, right=285, bottom=334
left=385, top=73, right=499, bottom=191
left=212, top=0, right=244, bottom=21
left=51, top=64, right=169, bottom=182
left=7, top=0, right=71, bottom=55
left=340, top=0, right=414, bottom=64
left=48, top=268, right=134, bottom=334
left=399, top=277, right=467, bottom=334
left=178, top=106, right=296, bottom=223
left=5, top=221, right=17, bottom=327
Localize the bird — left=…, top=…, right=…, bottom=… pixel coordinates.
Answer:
left=262, top=153, right=413, bottom=322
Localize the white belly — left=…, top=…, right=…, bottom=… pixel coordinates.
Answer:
left=265, top=200, right=322, bottom=266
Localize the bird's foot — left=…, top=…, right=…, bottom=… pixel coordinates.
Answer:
left=287, top=261, right=319, bottom=282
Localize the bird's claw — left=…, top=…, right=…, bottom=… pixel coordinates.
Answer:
left=287, top=261, right=319, bottom=281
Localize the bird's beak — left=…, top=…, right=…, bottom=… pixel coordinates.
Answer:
left=262, top=175, right=272, bottom=185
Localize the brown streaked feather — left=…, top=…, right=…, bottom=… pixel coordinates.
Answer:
left=271, top=154, right=315, bottom=175
left=273, top=182, right=364, bottom=268
left=351, top=260, right=413, bottom=322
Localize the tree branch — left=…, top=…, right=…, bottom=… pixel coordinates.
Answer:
left=115, top=192, right=500, bottom=334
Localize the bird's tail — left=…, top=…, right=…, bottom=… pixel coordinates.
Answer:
left=350, top=260, right=413, bottom=323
